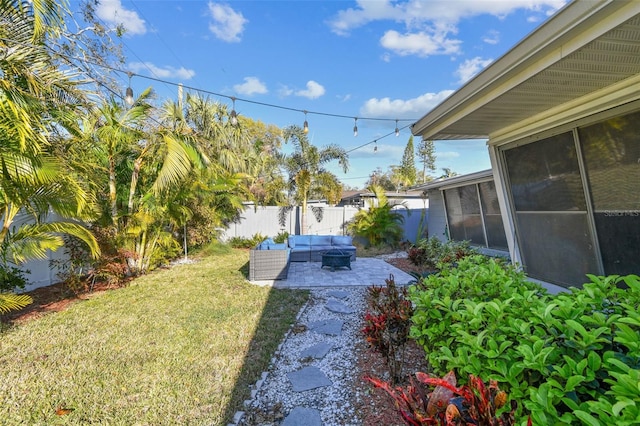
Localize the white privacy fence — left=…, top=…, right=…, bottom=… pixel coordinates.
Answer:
left=17, top=205, right=429, bottom=292
left=220, top=205, right=429, bottom=242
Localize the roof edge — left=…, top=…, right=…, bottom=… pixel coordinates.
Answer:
left=411, top=0, right=638, bottom=139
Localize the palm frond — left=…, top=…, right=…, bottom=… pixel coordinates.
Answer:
left=0, top=292, right=33, bottom=314
left=6, top=221, right=99, bottom=264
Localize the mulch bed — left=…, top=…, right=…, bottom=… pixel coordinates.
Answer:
left=349, top=256, right=435, bottom=425
left=1, top=281, right=119, bottom=325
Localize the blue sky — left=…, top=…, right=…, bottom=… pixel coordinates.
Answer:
left=75, top=0, right=567, bottom=188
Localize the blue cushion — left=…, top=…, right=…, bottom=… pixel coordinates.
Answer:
left=331, top=235, right=353, bottom=246
left=265, top=243, right=287, bottom=250
left=310, top=235, right=332, bottom=246
left=291, top=235, right=312, bottom=246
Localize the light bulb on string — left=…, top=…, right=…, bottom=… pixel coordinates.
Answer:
left=125, top=72, right=134, bottom=106
left=303, top=111, right=309, bottom=134
left=374, top=140, right=378, bottom=152
left=395, top=119, right=399, bottom=137
left=230, top=97, right=238, bottom=126
left=353, top=118, right=358, bottom=137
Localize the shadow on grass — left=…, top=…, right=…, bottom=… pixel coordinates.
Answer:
left=221, top=261, right=309, bottom=424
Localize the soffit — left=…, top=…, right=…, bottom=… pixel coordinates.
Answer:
left=412, top=6, right=640, bottom=141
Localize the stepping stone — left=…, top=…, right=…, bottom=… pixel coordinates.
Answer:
left=307, top=319, right=343, bottom=336
left=287, top=366, right=332, bottom=392
left=326, top=299, right=354, bottom=314
left=282, top=407, right=322, bottom=426
left=300, top=342, right=333, bottom=360
left=327, top=290, right=349, bottom=299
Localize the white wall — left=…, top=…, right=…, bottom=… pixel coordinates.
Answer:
left=426, top=190, right=448, bottom=242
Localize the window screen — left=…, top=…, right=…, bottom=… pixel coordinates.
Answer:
left=505, top=132, right=599, bottom=287
left=479, top=181, right=508, bottom=250
left=579, top=111, right=640, bottom=275
left=444, top=186, right=485, bottom=246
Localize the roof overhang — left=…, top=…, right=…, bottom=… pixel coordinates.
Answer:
left=411, top=0, right=640, bottom=142
left=413, top=169, right=494, bottom=192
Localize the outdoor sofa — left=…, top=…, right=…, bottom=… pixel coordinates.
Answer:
left=287, top=235, right=357, bottom=262
left=248, top=235, right=357, bottom=280
left=248, top=239, right=291, bottom=280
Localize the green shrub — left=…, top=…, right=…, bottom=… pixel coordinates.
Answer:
left=407, top=237, right=476, bottom=269
left=0, top=264, right=29, bottom=292
left=273, top=230, right=289, bottom=244
left=0, top=264, right=32, bottom=315
left=227, top=233, right=267, bottom=249
left=346, top=185, right=405, bottom=248
left=409, top=260, right=640, bottom=424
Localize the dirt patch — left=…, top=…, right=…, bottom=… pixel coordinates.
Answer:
left=1, top=281, right=120, bottom=325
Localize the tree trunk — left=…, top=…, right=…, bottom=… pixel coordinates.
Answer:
left=301, top=198, right=308, bottom=235
left=109, top=156, right=118, bottom=225
left=128, top=157, right=142, bottom=215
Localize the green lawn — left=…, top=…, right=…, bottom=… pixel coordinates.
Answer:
left=0, top=249, right=309, bottom=425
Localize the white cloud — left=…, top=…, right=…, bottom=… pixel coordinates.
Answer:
left=295, top=81, right=326, bottom=99
left=207, top=2, right=248, bottom=42
left=128, top=62, right=196, bottom=80
left=328, top=1, right=567, bottom=58
left=337, top=94, right=352, bottom=102
left=359, top=90, right=454, bottom=118
left=233, top=77, right=268, bottom=96
left=329, top=0, right=566, bottom=35
left=95, top=0, right=146, bottom=36
left=482, top=29, right=500, bottom=45
left=455, top=57, right=493, bottom=84
left=381, top=52, right=392, bottom=63
left=381, top=30, right=461, bottom=57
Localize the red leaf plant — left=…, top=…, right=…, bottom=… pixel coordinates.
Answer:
left=365, top=370, right=528, bottom=426
left=361, top=274, right=414, bottom=384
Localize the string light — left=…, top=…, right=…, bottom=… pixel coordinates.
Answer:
left=1, top=37, right=420, bottom=154
left=230, top=96, right=238, bottom=126
left=125, top=72, right=134, bottom=106
left=303, top=110, right=309, bottom=134
left=395, top=119, right=399, bottom=137
left=374, top=140, right=377, bottom=152
left=353, top=118, right=358, bottom=137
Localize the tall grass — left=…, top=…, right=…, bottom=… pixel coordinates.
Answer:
left=0, top=249, right=308, bottom=425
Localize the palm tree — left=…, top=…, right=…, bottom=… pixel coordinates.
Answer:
left=347, top=185, right=407, bottom=247
left=76, top=93, right=212, bottom=274
left=0, top=0, right=99, bottom=312
left=440, top=167, right=458, bottom=179
left=282, top=125, right=349, bottom=234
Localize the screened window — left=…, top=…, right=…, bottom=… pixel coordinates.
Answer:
left=479, top=181, right=508, bottom=250
left=505, top=132, right=599, bottom=287
left=444, top=181, right=507, bottom=250
left=444, top=186, right=484, bottom=245
left=579, top=111, right=640, bottom=275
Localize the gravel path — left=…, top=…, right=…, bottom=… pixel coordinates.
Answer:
left=234, top=287, right=368, bottom=426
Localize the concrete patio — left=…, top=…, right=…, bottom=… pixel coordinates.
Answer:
left=249, top=256, right=415, bottom=289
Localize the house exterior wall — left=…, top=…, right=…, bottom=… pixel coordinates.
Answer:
left=426, top=190, right=448, bottom=243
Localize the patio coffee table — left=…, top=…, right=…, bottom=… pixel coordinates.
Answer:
left=321, top=249, right=351, bottom=271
